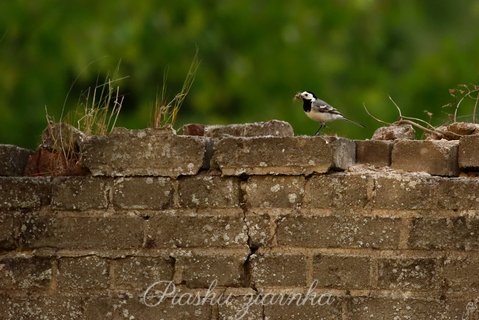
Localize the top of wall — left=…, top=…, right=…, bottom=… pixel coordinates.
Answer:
left=1, top=120, right=479, bottom=178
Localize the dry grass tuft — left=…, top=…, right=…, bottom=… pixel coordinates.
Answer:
left=152, top=51, right=199, bottom=129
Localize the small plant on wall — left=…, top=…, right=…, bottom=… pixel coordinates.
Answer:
left=152, top=51, right=199, bottom=129
left=25, top=70, right=127, bottom=176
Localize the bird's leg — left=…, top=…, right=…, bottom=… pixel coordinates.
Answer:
left=314, top=124, right=325, bottom=136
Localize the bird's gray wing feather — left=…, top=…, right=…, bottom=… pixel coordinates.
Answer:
left=311, top=99, right=343, bottom=116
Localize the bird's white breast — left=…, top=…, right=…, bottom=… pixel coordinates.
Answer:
left=305, top=110, right=342, bottom=123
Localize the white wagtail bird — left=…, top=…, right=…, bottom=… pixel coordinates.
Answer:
left=294, top=90, right=363, bottom=135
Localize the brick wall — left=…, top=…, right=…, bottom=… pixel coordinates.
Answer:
left=1, top=121, right=479, bottom=320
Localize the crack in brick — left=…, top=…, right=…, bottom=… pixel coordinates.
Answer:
left=200, top=137, right=214, bottom=171
left=271, top=216, right=280, bottom=247
left=169, top=255, right=182, bottom=284
left=241, top=208, right=259, bottom=291
left=365, top=176, right=377, bottom=208
left=239, top=176, right=259, bottom=291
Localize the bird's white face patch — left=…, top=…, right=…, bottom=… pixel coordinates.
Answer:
left=301, top=91, right=315, bottom=101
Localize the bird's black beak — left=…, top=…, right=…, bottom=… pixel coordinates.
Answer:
left=293, top=92, right=302, bottom=101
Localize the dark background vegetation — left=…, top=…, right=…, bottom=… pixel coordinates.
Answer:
left=1, top=1, right=479, bottom=148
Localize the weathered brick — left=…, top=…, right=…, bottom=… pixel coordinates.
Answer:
left=245, top=213, right=274, bottom=248
left=250, top=251, right=307, bottom=287
left=147, top=212, right=248, bottom=248
left=313, top=255, right=370, bottom=289
left=183, top=120, right=294, bottom=138
left=0, top=212, right=16, bottom=250
left=435, top=178, right=479, bottom=210
left=264, top=298, right=343, bottom=320
left=277, top=215, right=401, bottom=249
left=80, top=127, right=206, bottom=177
left=52, top=176, right=111, bottom=210
left=349, top=297, right=464, bottom=320
left=0, top=177, right=51, bottom=209
left=328, top=136, right=357, bottom=170
left=177, top=252, right=247, bottom=288
left=57, top=256, right=109, bottom=290
left=19, top=213, right=144, bottom=249
left=0, top=144, right=32, bottom=176
left=113, top=256, right=174, bottom=290
left=355, top=140, right=393, bottom=167
left=212, top=136, right=355, bottom=176
left=178, top=175, right=240, bottom=208
left=244, top=176, right=304, bottom=208
left=219, top=295, right=264, bottom=320
left=372, top=124, right=415, bottom=140
left=441, top=256, right=479, bottom=292
left=373, top=174, right=437, bottom=210
left=391, top=140, right=459, bottom=176
left=112, top=177, right=173, bottom=209
left=377, top=258, right=438, bottom=290
left=459, top=135, right=479, bottom=169
left=305, top=173, right=369, bottom=209
left=0, top=257, right=52, bottom=289
left=408, top=217, right=479, bottom=250
left=84, top=295, right=212, bottom=320
left=0, top=294, right=84, bottom=320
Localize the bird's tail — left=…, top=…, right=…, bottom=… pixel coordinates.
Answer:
left=342, top=117, right=364, bottom=128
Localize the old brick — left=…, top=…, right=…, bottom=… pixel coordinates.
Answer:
left=147, top=212, right=248, bottom=248
left=459, top=135, right=479, bottom=170
left=372, top=172, right=479, bottom=211
left=435, top=178, right=479, bottom=210
left=277, top=215, right=401, bottom=249
left=219, top=295, right=264, bottom=320
left=349, top=297, right=464, bottom=319
left=183, top=120, right=294, bottom=138
left=79, top=127, right=206, bottom=177
left=250, top=251, right=307, bottom=287
left=0, top=294, right=83, bottom=320
left=372, top=124, right=415, bottom=140
left=373, top=174, right=438, bottom=210
left=114, top=256, right=174, bottom=290
left=377, top=258, right=438, bottom=290
left=264, top=299, right=343, bottom=320
left=0, top=257, right=52, bottom=289
left=178, top=252, right=247, bottom=288
left=313, top=255, right=370, bottom=289
left=113, top=177, right=173, bottom=209
left=57, top=256, right=109, bottom=290
left=355, top=140, right=393, bottom=167
left=52, top=176, right=111, bottom=210
left=0, top=177, right=51, bottom=209
left=0, top=212, right=16, bottom=250
left=84, top=295, right=212, bottom=320
left=245, top=213, right=274, bottom=248
left=391, top=140, right=459, bottom=176
left=212, top=136, right=355, bottom=176
left=327, top=136, right=357, bottom=170
left=304, top=173, right=369, bottom=209
left=244, top=176, right=304, bottom=208
left=178, top=175, right=240, bottom=208
left=408, top=217, right=479, bottom=250
left=441, top=256, right=479, bottom=292
left=19, top=213, right=144, bottom=250
left=0, top=144, right=32, bottom=176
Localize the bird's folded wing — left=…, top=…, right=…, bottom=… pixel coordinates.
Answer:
left=311, top=100, right=343, bottom=116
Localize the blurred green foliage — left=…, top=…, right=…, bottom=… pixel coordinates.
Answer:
left=1, top=0, right=479, bottom=148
